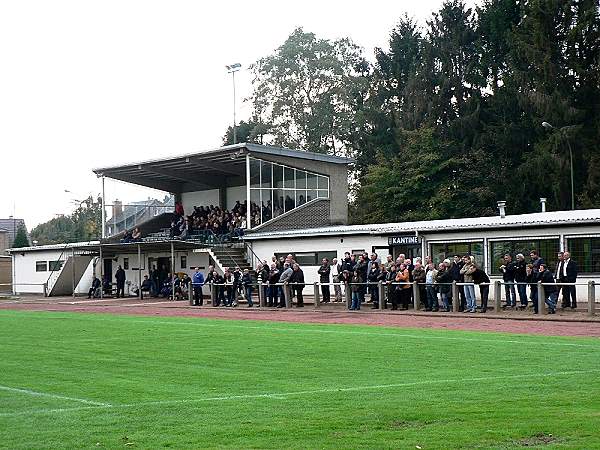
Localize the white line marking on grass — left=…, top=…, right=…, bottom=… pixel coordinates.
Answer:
left=1, top=369, right=599, bottom=418
left=124, top=319, right=600, bottom=348
left=0, top=385, right=111, bottom=407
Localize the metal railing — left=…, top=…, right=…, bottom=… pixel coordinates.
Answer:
left=184, top=279, right=598, bottom=317
left=106, top=204, right=174, bottom=236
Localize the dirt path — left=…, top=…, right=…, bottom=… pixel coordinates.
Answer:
left=1, top=296, right=600, bottom=338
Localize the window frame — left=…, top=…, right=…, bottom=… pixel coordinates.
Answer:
left=35, top=261, right=48, bottom=272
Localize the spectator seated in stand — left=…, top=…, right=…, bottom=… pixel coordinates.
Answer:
left=131, top=227, right=142, bottom=241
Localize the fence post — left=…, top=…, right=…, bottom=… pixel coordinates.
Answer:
left=494, top=280, right=502, bottom=313
left=345, top=282, right=351, bottom=309
left=588, top=281, right=596, bottom=317
left=43, top=283, right=48, bottom=298
left=284, top=282, right=292, bottom=308
left=537, top=281, right=546, bottom=315
left=258, top=278, right=266, bottom=308
left=378, top=281, right=386, bottom=310
left=188, top=282, right=194, bottom=306
left=452, top=281, right=459, bottom=313
left=412, top=282, right=420, bottom=310
left=313, top=282, right=321, bottom=309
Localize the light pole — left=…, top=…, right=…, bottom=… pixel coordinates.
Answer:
left=226, top=63, right=241, bottom=144
left=542, top=121, right=575, bottom=210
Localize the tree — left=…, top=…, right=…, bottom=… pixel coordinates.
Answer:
left=31, top=196, right=102, bottom=245
left=249, top=27, right=370, bottom=156
left=12, top=225, right=29, bottom=248
left=222, top=120, right=268, bottom=146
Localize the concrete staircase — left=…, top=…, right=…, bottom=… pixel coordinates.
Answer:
left=48, top=255, right=93, bottom=296
left=210, top=246, right=252, bottom=272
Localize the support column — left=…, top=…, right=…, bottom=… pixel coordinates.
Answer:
left=494, top=280, right=501, bottom=313
left=588, top=281, right=596, bottom=317
left=313, top=282, right=320, bottom=309
left=245, top=153, right=251, bottom=230
left=99, top=245, right=104, bottom=299
left=171, top=241, right=175, bottom=301
left=137, top=244, right=142, bottom=300
left=452, top=281, right=459, bottom=313
left=71, top=247, right=76, bottom=299
left=101, top=175, right=106, bottom=239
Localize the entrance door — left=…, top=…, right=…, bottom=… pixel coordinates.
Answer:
left=103, top=259, right=113, bottom=283
left=392, top=245, right=421, bottom=261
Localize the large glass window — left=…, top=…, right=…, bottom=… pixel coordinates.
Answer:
left=565, top=237, right=600, bottom=273
left=249, top=157, right=329, bottom=227
left=489, top=239, right=560, bottom=275
left=430, top=242, right=484, bottom=268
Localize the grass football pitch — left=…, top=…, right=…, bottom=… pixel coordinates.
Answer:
left=1, top=309, right=599, bottom=449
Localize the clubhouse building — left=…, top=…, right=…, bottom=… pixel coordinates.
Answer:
left=7, top=143, right=600, bottom=302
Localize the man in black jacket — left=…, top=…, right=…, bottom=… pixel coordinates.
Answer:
left=115, top=265, right=126, bottom=298
left=87, top=276, right=101, bottom=299
left=450, top=255, right=466, bottom=311
left=290, top=264, right=305, bottom=307
left=318, top=258, right=331, bottom=303
left=558, top=251, right=579, bottom=309
left=472, top=267, right=490, bottom=313
left=539, top=263, right=558, bottom=314
left=499, top=254, right=517, bottom=307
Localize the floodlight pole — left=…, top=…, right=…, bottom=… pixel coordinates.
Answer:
left=232, top=69, right=237, bottom=144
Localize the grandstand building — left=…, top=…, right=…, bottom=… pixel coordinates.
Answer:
left=7, top=143, right=600, bottom=301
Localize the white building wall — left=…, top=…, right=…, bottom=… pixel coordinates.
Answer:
left=13, top=249, right=94, bottom=294
left=181, top=189, right=220, bottom=212
left=226, top=185, right=246, bottom=210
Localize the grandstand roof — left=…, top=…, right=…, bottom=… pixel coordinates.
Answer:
left=93, top=143, right=353, bottom=193
left=245, top=209, right=600, bottom=240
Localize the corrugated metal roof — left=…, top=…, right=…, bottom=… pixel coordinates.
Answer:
left=245, top=209, right=600, bottom=240
left=6, top=241, right=100, bottom=254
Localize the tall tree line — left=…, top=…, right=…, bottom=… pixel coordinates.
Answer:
left=238, top=0, right=600, bottom=223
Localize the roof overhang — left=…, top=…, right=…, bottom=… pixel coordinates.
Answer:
left=73, top=240, right=207, bottom=256
left=93, top=143, right=354, bottom=194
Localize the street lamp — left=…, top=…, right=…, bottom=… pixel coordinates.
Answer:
left=542, top=121, right=575, bottom=210
left=226, top=63, right=242, bottom=144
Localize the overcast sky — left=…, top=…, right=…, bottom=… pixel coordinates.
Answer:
left=0, top=0, right=478, bottom=229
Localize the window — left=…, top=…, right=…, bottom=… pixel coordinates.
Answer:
left=36, top=261, right=47, bottom=272
left=123, top=258, right=129, bottom=270
left=489, top=239, right=560, bottom=275
left=274, top=251, right=338, bottom=266
left=249, top=157, right=329, bottom=227
left=181, top=255, right=187, bottom=269
left=48, top=260, right=64, bottom=271
left=566, top=237, right=600, bottom=274
left=430, top=242, right=483, bottom=268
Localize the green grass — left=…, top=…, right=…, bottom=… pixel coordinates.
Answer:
left=0, top=310, right=599, bottom=449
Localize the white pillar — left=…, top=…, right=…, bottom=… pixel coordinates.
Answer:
left=245, top=153, right=251, bottom=230
left=101, top=175, right=106, bottom=239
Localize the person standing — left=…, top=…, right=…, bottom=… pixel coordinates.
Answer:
left=241, top=269, right=254, bottom=307
left=192, top=267, right=205, bottom=306
left=350, top=270, right=361, bottom=310
left=354, top=254, right=368, bottom=304
left=115, top=265, right=126, bottom=298
left=290, top=264, right=305, bottom=307
left=425, top=262, right=439, bottom=312
left=460, top=256, right=477, bottom=313
left=514, top=253, right=528, bottom=309
left=539, top=263, right=559, bottom=314
left=560, top=251, right=579, bottom=309
left=268, top=264, right=280, bottom=307
left=331, top=258, right=343, bottom=302
left=435, top=263, right=453, bottom=312
left=472, top=266, right=491, bottom=313
left=318, top=258, right=331, bottom=303
left=412, top=261, right=427, bottom=309
left=367, top=261, right=381, bottom=309
left=500, top=254, right=517, bottom=308
left=395, top=263, right=411, bottom=310
left=450, top=255, right=466, bottom=311
left=149, top=265, right=159, bottom=297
